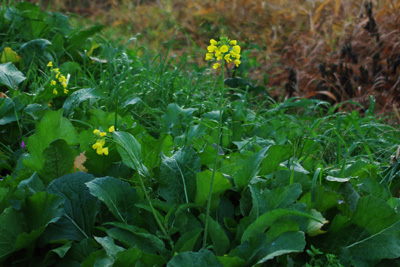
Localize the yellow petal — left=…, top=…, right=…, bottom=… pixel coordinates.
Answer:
left=220, top=45, right=229, bottom=53
left=213, top=63, right=221, bottom=69
left=99, top=132, right=107, bottom=137
left=93, top=129, right=100, bottom=134
left=102, top=147, right=109, bottom=155
left=108, top=126, right=115, bottom=133
left=47, top=61, right=53, bottom=67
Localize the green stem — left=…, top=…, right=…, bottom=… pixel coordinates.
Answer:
left=116, top=141, right=173, bottom=248
left=203, top=59, right=225, bottom=248
left=138, top=174, right=174, bottom=248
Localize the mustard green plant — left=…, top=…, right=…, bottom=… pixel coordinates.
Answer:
left=47, top=61, right=70, bottom=95
left=92, top=126, right=115, bottom=156
left=203, top=37, right=241, bottom=248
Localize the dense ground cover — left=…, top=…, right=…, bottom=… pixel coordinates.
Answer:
left=1, top=1, right=400, bottom=266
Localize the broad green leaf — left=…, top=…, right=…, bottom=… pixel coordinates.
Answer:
left=44, top=172, right=99, bottom=242
left=113, top=131, right=149, bottom=178
left=256, top=231, right=306, bottom=264
left=325, top=196, right=400, bottom=264
left=67, top=25, right=103, bottom=49
left=159, top=147, right=201, bottom=204
left=39, top=139, right=75, bottom=184
left=200, top=215, right=230, bottom=255
left=105, top=222, right=167, bottom=256
left=338, top=182, right=360, bottom=212
left=24, top=110, right=78, bottom=173
left=1, top=47, right=21, bottom=64
left=174, top=228, right=203, bottom=253
left=242, top=209, right=320, bottom=243
left=195, top=170, right=231, bottom=207
left=259, top=145, right=291, bottom=175
left=86, top=177, right=140, bottom=224
left=0, top=97, right=17, bottom=125
left=0, top=63, right=25, bottom=89
left=114, top=247, right=166, bottom=267
left=94, top=236, right=124, bottom=258
left=0, top=192, right=63, bottom=259
left=162, top=103, right=197, bottom=136
left=216, top=255, right=246, bottom=267
left=20, top=39, right=52, bottom=66
left=62, top=88, right=106, bottom=117
left=18, top=173, right=45, bottom=197
left=233, top=148, right=267, bottom=192
left=0, top=208, right=28, bottom=259
left=306, top=209, right=328, bottom=237
left=167, top=249, right=222, bottom=267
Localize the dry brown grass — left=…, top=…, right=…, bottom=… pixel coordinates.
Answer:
left=30, top=0, right=400, bottom=113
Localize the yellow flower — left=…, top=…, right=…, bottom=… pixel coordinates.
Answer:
left=215, top=49, right=222, bottom=60
left=213, top=63, right=221, bottom=69
left=207, top=45, right=217, bottom=53
left=205, top=53, right=214, bottom=61
left=47, top=61, right=53, bottom=67
left=96, top=147, right=103, bottom=155
left=99, top=132, right=107, bottom=137
left=99, top=139, right=105, bottom=146
left=229, top=40, right=237, bottom=46
left=230, top=51, right=240, bottom=60
left=210, top=39, right=218, bottom=45
left=92, top=142, right=101, bottom=150
left=64, top=89, right=69, bottom=94
left=62, top=82, right=67, bottom=89
left=50, top=80, right=56, bottom=86
left=220, top=45, right=229, bottom=53
left=53, top=89, right=58, bottom=95
left=93, top=129, right=100, bottom=134
left=224, top=54, right=232, bottom=63
left=232, top=45, right=241, bottom=54
left=234, top=59, right=241, bottom=67
left=102, top=147, right=109, bottom=155
left=108, top=126, right=115, bottom=133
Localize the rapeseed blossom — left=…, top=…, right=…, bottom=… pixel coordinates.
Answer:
left=47, top=62, right=70, bottom=95
left=205, top=37, right=241, bottom=69
left=92, top=126, right=115, bottom=155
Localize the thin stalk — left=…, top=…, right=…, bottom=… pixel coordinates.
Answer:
left=203, top=59, right=225, bottom=248
left=115, top=140, right=173, bottom=248
left=138, top=174, right=174, bottom=248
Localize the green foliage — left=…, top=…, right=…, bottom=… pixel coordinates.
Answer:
left=1, top=2, right=400, bottom=266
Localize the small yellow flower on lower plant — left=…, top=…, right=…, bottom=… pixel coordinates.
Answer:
left=108, top=126, right=115, bottom=133
left=50, top=80, right=56, bottom=86
left=99, top=132, right=107, bottom=137
left=53, top=89, right=58, bottom=95
left=92, top=132, right=109, bottom=156
left=64, top=89, right=69, bottom=94
left=47, top=61, right=53, bottom=67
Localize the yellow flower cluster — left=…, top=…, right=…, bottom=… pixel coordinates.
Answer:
left=47, top=61, right=69, bottom=95
left=205, top=37, right=241, bottom=69
left=92, top=126, right=115, bottom=155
